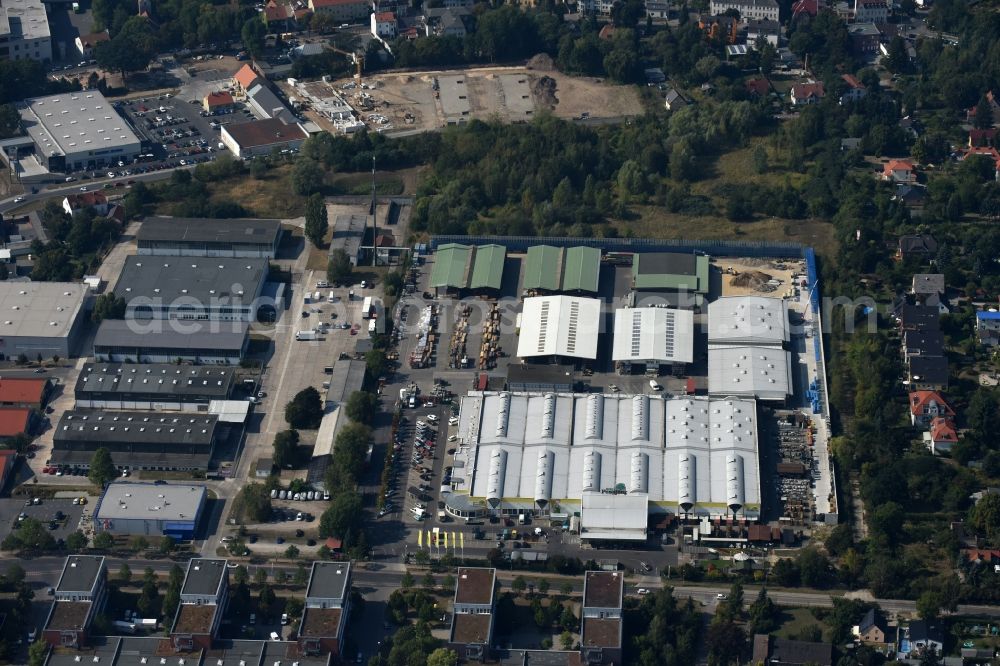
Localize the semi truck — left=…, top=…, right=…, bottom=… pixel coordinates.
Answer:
left=362, top=296, right=374, bottom=319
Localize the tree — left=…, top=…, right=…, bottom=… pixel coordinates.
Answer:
left=426, top=648, right=459, bottom=666
left=752, top=145, right=768, bottom=174
left=275, top=569, right=288, bottom=585
left=318, top=490, right=363, bottom=538
left=365, top=349, right=387, bottom=380
left=771, top=558, right=800, bottom=587
left=294, top=563, right=308, bottom=587
left=235, top=483, right=273, bottom=523
left=345, top=390, right=377, bottom=424
left=93, top=531, right=114, bottom=550
left=707, top=614, right=746, bottom=666
left=233, top=565, right=249, bottom=587
left=255, top=568, right=269, bottom=587
left=292, top=158, right=324, bottom=196
left=560, top=630, right=574, bottom=650
left=66, top=530, right=88, bottom=551
left=747, top=588, right=777, bottom=634
left=272, top=429, right=300, bottom=469
left=91, top=293, right=127, bottom=323
left=258, top=584, right=276, bottom=615
left=28, top=639, right=48, bottom=666
left=442, top=574, right=456, bottom=590
left=560, top=581, right=573, bottom=596
left=512, top=576, right=527, bottom=593
left=916, top=590, right=942, bottom=620
left=129, top=535, right=149, bottom=552
left=304, top=193, right=328, bottom=247
left=538, top=579, right=550, bottom=595
left=88, top=447, right=116, bottom=488
left=285, top=386, right=324, bottom=429
left=159, top=536, right=176, bottom=554
left=797, top=548, right=831, bottom=588
left=421, top=572, right=435, bottom=589
left=5, top=563, right=25, bottom=585
left=969, top=492, right=1000, bottom=544
left=973, top=94, right=995, bottom=130
left=118, top=563, right=132, bottom=585
left=94, top=17, right=157, bottom=86
left=285, top=544, right=300, bottom=559
left=241, top=17, right=266, bottom=59
left=327, top=248, right=353, bottom=285
left=946, top=193, right=964, bottom=221
left=137, top=579, right=158, bottom=617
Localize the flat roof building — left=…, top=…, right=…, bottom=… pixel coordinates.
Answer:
left=611, top=307, right=695, bottom=371
left=0, top=0, right=52, bottom=63
left=44, top=556, right=107, bottom=648
left=506, top=363, right=574, bottom=393
left=137, top=216, right=282, bottom=258
left=171, top=558, right=229, bottom=651
left=93, top=320, right=250, bottom=365
left=707, top=296, right=790, bottom=347
left=298, top=561, right=352, bottom=657
left=19, top=91, right=140, bottom=173
left=631, top=252, right=710, bottom=294
left=0, top=281, right=89, bottom=359
left=219, top=118, right=308, bottom=159
left=708, top=346, right=792, bottom=402
left=429, top=243, right=507, bottom=293
left=523, top=245, right=601, bottom=294
left=52, top=410, right=220, bottom=471
left=113, top=256, right=269, bottom=322
left=516, top=295, right=602, bottom=361
left=451, top=392, right=761, bottom=522
left=449, top=568, right=496, bottom=662
left=75, top=363, right=235, bottom=410
left=581, top=571, right=624, bottom=665
left=94, top=482, right=207, bottom=539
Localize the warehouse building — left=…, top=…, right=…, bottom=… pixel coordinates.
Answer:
left=516, top=295, right=602, bottom=361
left=707, top=296, right=792, bottom=402
left=429, top=243, right=507, bottom=294
left=450, top=391, right=761, bottom=525
left=707, top=296, right=789, bottom=347
left=113, top=257, right=269, bottom=322
left=51, top=410, right=221, bottom=471
left=522, top=245, right=601, bottom=294
left=19, top=91, right=140, bottom=173
left=708, top=346, right=792, bottom=402
left=611, top=307, right=695, bottom=375
left=75, top=363, right=236, bottom=410
left=219, top=118, right=308, bottom=159
left=631, top=252, right=710, bottom=297
left=93, top=320, right=250, bottom=365
left=137, top=217, right=282, bottom=258
left=94, top=482, right=207, bottom=539
left=0, top=282, right=89, bottom=359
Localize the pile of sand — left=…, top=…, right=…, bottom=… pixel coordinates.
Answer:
left=532, top=75, right=558, bottom=109
left=729, top=270, right=774, bottom=291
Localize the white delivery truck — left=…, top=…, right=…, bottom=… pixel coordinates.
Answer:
left=295, top=329, right=318, bottom=341
left=362, top=296, right=373, bottom=319
left=328, top=290, right=335, bottom=303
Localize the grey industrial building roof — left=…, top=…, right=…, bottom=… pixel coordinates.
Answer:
left=325, top=359, right=366, bottom=405
left=181, top=558, right=228, bottom=597
left=138, top=216, right=281, bottom=246
left=708, top=346, right=791, bottom=401
left=56, top=555, right=104, bottom=593
left=113, top=256, right=268, bottom=305
left=707, top=296, right=790, bottom=347
left=1, top=0, right=49, bottom=42
left=96, top=483, right=206, bottom=522
left=75, top=363, right=235, bottom=399
left=55, top=410, right=219, bottom=446
left=20, top=91, right=139, bottom=159
left=93, top=319, right=250, bottom=352
left=306, top=561, right=351, bottom=601
left=0, top=281, right=88, bottom=338
left=611, top=307, right=695, bottom=364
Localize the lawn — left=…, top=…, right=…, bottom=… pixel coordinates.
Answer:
left=773, top=606, right=827, bottom=642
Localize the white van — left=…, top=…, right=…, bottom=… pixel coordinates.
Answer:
left=329, top=291, right=336, bottom=303
left=649, top=380, right=663, bottom=391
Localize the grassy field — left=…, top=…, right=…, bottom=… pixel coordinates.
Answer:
left=773, top=606, right=827, bottom=642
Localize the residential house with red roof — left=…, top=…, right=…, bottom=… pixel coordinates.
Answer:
left=839, top=74, right=867, bottom=104
left=790, top=82, right=825, bottom=105
left=74, top=32, right=109, bottom=58
left=746, top=77, right=770, bottom=97
left=924, top=416, right=958, bottom=454
left=882, top=159, right=915, bottom=183
left=909, top=390, right=954, bottom=427
left=966, top=91, right=999, bottom=126
left=969, top=128, right=997, bottom=148
left=63, top=191, right=109, bottom=217
left=791, top=0, right=818, bottom=20
left=202, top=91, right=235, bottom=114
left=371, top=11, right=398, bottom=39
left=263, top=0, right=294, bottom=31
left=233, top=64, right=262, bottom=97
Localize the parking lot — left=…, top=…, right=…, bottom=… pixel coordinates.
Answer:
left=1, top=496, right=88, bottom=542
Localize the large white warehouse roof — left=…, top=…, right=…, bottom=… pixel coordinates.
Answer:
left=707, top=346, right=792, bottom=402
left=516, top=295, right=602, bottom=360
left=707, top=296, right=789, bottom=347
left=611, top=307, right=694, bottom=364
left=454, top=391, right=761, bottom=518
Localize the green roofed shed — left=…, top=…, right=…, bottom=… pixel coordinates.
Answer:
left=562, top=246, right=601, bottom=293
left=524, top=245, right=562, bottom=292
left=632, top=252, right=710, bottom=293
left=469, top=244, right=506, bottom=290
left=430, top=243, right=472, bottom=289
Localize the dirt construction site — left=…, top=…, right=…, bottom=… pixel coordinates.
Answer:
left=313, top=61, right=642, bottom=134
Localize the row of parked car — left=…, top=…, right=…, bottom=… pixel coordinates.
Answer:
left=270, top=488, right=330, bottom=501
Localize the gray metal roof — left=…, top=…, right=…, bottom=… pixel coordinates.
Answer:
left=113, top=256, right=268, bottom=306
left=138, top=216, right=281, bottom=246
left=707, top=346, right=791, bottom=401
left=707, top=296, right=789, bottom=347
left=325, top=359, right=366, bottom=404
left=20, top=91, right=139, bottom=159
left=75, top=363, right=235, bottom=399
left=306, top=561, right=351, bottom=601
left=96, top=483, right=206, bottom=523
left=55, top=410, right=218, bottom=446
left=0, top=281, right=88, bottom=339
left=181, top=558, right=228, bottom=597
left=56, top=555, right=104, bottom=593
left=612, top=307, right=695, bottom=363
left=93, top=319, right=250, bottom=352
